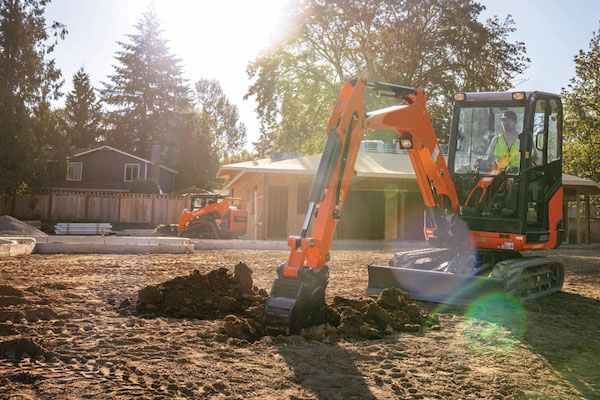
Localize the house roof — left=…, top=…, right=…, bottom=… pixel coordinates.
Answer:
left=562, top=173, right=600, bottom=196
left=219, top=151, right=600, bottom=195
left=69, top=145, right=178, bottom=174
left=218, top=151, right=417, bottom=189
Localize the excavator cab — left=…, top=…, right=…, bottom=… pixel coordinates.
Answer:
left=447, top=92, right=564, bottom=247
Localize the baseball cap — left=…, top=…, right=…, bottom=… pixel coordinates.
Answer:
left=501, top=110, right=517, bottom=121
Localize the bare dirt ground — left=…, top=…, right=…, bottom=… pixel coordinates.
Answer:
left=0, top=246, right=599, bottom=399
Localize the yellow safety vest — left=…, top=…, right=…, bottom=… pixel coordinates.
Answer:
left=493, top=133, right=520, bottom=168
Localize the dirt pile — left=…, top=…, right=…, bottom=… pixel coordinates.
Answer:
left=135, top=264, right=429, bottom=343
left=313, top=289, right=428, bottom=341
left=136, top=262, right=267, bottom=319
left=0, top=337, right=53, bottom=360
left=0, top=215, right=47, bottom=237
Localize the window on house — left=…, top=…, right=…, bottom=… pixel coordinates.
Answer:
left=297, top=183, right=310, bottom=214
left=66, top=162, right=82, bottom=181
left=124, top=164, right=140, bottom=182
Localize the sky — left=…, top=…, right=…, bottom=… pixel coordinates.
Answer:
left=43, top=0, right=600, bottom=151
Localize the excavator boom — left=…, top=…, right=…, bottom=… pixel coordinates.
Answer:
left=264, top=78, right=464, bottom=335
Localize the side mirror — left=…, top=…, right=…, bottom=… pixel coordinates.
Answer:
left=535, top=133, right=544, bottom=150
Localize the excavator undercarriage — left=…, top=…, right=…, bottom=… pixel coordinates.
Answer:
left=367, top=248, right=564, bottom=304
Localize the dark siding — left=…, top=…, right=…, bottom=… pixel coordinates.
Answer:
left=71, top=149, right=147, bottom=183
left=400, top=192, right=425, bottom=240
left=336, top=191, right=385, bottom=240
left=47, top=148, right=176, bottom=192
left=159, top=168, right=174, bottom=194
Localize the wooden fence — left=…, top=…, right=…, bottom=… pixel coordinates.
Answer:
left=0, top=190, right=189, bottom=225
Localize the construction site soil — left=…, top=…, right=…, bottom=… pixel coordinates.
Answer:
left=0, top=246, right=599, bottom=399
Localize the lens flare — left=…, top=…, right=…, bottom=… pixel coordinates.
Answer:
left=461, top=293, right=527, bottom=352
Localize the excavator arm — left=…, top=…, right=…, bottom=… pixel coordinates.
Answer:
left=263, top=78, right=462, bottom=335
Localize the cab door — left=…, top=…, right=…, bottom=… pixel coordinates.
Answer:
left=523, top=94, right=563, bottom=242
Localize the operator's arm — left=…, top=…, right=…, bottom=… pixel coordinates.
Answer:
left=475, top=136, right=498, bottom=167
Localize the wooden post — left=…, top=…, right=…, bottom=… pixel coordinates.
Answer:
left=151, top=195, right=155, bottom=225
left=399, top=192, right=406, bottom=240
left=576, top=189, right=581, bottom=244
left=563, top=201, right=569, bottom=244
left=586, top=194, right=591, bottom=244
left=384, top=190, right=398, bottom=240
left=260, top=175, right=267, bottom=240
left=117, top=193, right=122, bottom=223
left=84, top=191, right=90, bottom=220
left=47, top=190, right=53, bottom=221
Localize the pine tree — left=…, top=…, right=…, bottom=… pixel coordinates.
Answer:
left=0, top=0, right=66, bottom=196
left=64, top=67, right=102, bottom=149
left=102, top=9, right=190, bottom=160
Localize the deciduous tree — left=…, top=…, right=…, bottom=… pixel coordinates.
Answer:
left=246, top=0, right=529, bottom=155
left=194, top=79, right=247, bottom=160
left=562, top=24, right=600, bottom=183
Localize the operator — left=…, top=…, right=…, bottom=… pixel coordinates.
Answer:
left=475, top=110, right=520, bottom=170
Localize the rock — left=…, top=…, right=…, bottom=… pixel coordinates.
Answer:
left=301, top=324, right=339, bottom=342
left=400, top=323, right=422, bottom=333
left=0, top=285, right=24, bottom=297
left=145, top=303, right=158, bottom=311
left=365, top=303, right=395, bottom=329
left=138, top=285, right=163, bottom=305
left=0, top=310, right=25, bottom=323
left=377, top=288, right=412, bottom=310
left=118, top=298, right=132, bottom=309
left=0, top=296, right=29, bottom=306
left=0, top=324, right=18, bottom=336
left=360, top=324, right=383, bottom=339
left=234, top=262, right=253, bottom=290
left=219, top=296, right=241, bottom=312
left=0, top=338, right=50, bottom=360
left=406, top=304, right=422, bottom=319
left=24, top=307, right=58, bottom=322
left=222, top=315, right=254, bottom=340
left=36, top=307, right=59, bottom=321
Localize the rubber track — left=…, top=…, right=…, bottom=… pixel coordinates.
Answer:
left=491, top=257, right=564, bottom=301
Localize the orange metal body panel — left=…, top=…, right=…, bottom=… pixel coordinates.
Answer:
left=177, top=198, right=247, bottom=236
left=425, top=188, right=564, bottom=251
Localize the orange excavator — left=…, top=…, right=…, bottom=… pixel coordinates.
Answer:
left=264, top=78, right=564, bottom=335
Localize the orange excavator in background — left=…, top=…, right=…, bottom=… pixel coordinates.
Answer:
left=263, top=78, right=564, bottom=335
left=175, top=191, right=247, bottom=239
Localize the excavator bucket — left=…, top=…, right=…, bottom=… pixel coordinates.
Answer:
left=366, top=248, right=564, bottom=304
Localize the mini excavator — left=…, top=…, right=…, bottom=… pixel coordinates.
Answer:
left=263, top=78, right=564, bottom=335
